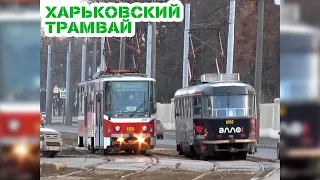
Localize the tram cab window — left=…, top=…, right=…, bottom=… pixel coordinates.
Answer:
left=203, top=96, right=213, bottom=117
left=203, top=95, right=255, bottom=118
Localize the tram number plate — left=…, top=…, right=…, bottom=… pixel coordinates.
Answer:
left=226, top=120, right=234, bottom=124
left=48, top=146, right=60, bottom=151
left=126, top=127, right=135, bottom=131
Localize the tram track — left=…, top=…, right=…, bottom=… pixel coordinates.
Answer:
left=190, top=161, right=265, bottom=180
left=120, top=155, right=158, bottom=179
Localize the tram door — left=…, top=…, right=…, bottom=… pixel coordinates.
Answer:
left=83, top=94, right=88, bottom=145
left=95, top=92, right=104, bottom=148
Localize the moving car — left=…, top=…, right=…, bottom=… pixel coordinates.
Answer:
left=40, top=125, right=63, bottom=158
left=156, top=120, right=164, bottom=139
left=40, top=112, right=46, bottom=126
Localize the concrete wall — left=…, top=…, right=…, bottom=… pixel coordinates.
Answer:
left=156, top=98, right=280, bottom=139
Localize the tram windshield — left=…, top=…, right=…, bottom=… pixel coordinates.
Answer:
left=0, top=22, right=40, bottom=102
left=107, top=81, right=152, bottom=116
left=203, top=95, right=255, bottom=118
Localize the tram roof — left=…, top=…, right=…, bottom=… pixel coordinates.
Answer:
left=174, top=82, right=255, bottom=97
left=77, top=76, right=155, bottom=86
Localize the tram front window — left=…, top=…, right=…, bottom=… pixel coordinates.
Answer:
left=0, top=22, right=40, bottom=102
left=203, top=95, right=255, bottom=118
left=110, top=81, right=150, bottom=116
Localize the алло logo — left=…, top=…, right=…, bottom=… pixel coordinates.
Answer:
left=218, top=127, right=243, bottom=134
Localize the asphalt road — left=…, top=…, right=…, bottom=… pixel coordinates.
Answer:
left=43, top=124, right=279, bottom=161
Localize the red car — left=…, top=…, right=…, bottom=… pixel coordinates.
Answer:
left=156, top=120, right=164, bottom=139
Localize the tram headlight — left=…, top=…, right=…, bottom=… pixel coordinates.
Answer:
left=117, top=137, right=124, bottom=143
left=8, top=119, right=21, bottom=132
left=142, top=126, right=147, bottom=131
left=115, top=126, right=120, bottom=131
left=137, top=137, right=145, bottom=143
left=13, top=144, right=29, bottom=157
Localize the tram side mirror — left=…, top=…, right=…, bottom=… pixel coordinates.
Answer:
left=278, top=131, right=281, bottom=136
left=96, top=93, right=101, bottom=102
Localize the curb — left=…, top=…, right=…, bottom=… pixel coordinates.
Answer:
left=256, top=144, right=277, bottom=149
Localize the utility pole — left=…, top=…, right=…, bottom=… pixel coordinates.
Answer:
left=150, top=0, right=156, bottom=79
left=100, top=37, right=105, bottom=71
left=92, top=38, right=97, bottom=76
left=81, top=44, right=87, bottom=82
left=45, top=45, right=53, bottom=124
left=119, top=37, right=126, bottom=70
left=182, top=4, right=191, bottom=88
left=254, top=0, right=264, bottom=143
left=146, top=23, right=152, bottom=77
left=226, top=0, right=236, bottom=74
left=65, top=41, right=72, bottom=125
left=151, top=22, right=156, bottom=79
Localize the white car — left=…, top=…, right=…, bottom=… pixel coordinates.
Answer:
left=40, top=125, right=63, bottom=158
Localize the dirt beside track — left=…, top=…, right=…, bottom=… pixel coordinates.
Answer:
left=40, top=163, right=82, bottom=177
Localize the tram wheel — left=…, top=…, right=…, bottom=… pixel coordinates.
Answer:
left=89, top=146, right=96, bottom=154
left=103, top=149, right=108, bottom=155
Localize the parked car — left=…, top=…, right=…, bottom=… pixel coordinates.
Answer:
left=40, top=112, right=46, bottom=126
left=40, top=124, right=63, bottom=158
left=277, top=131, right=280, bottom=160
left=156, top=120, right=164, bottom=139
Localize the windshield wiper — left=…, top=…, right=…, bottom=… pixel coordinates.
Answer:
left=129, top=101, right=147, bottom=117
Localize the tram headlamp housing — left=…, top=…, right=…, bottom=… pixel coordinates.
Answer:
left=115, top=126, right=120, bottom=131
left=142, top=126, right=147, bottom=131
left=8, top=119, right=21, bottom=132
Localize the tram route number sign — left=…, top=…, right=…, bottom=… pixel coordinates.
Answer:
left=126, top=106, right=137, bottom=112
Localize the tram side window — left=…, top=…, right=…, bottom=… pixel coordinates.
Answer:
left=91, top=85, right=95, bottom=113
left=188, top=97, right=192, bottom=118
left=174, top=99, right=179, bottom=119
left=183, top=98, right=186, bottom=119
left=105, top=82, right=112, bottom=113
left=78, top=88, right=82, bottom=115
left=185, top=98, right=189, bottom=119
left=184, top=98, right=189, bottom=119
left=150, top=81, right=156, bottom=114
left=248, top=95, right=256, bottom=117
left=88, top=87, right=92, bottom=113
left=193, top=96, right=202, bottom=116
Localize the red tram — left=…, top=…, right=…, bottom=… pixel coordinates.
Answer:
left=77, top=71, right=157, bottom=154
left=0, top=0, right=40, bottom=178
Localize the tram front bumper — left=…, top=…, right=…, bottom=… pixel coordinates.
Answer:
left=107, top=133, right=156, bottom=150
left=195, top=139, right=256, bottom=154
